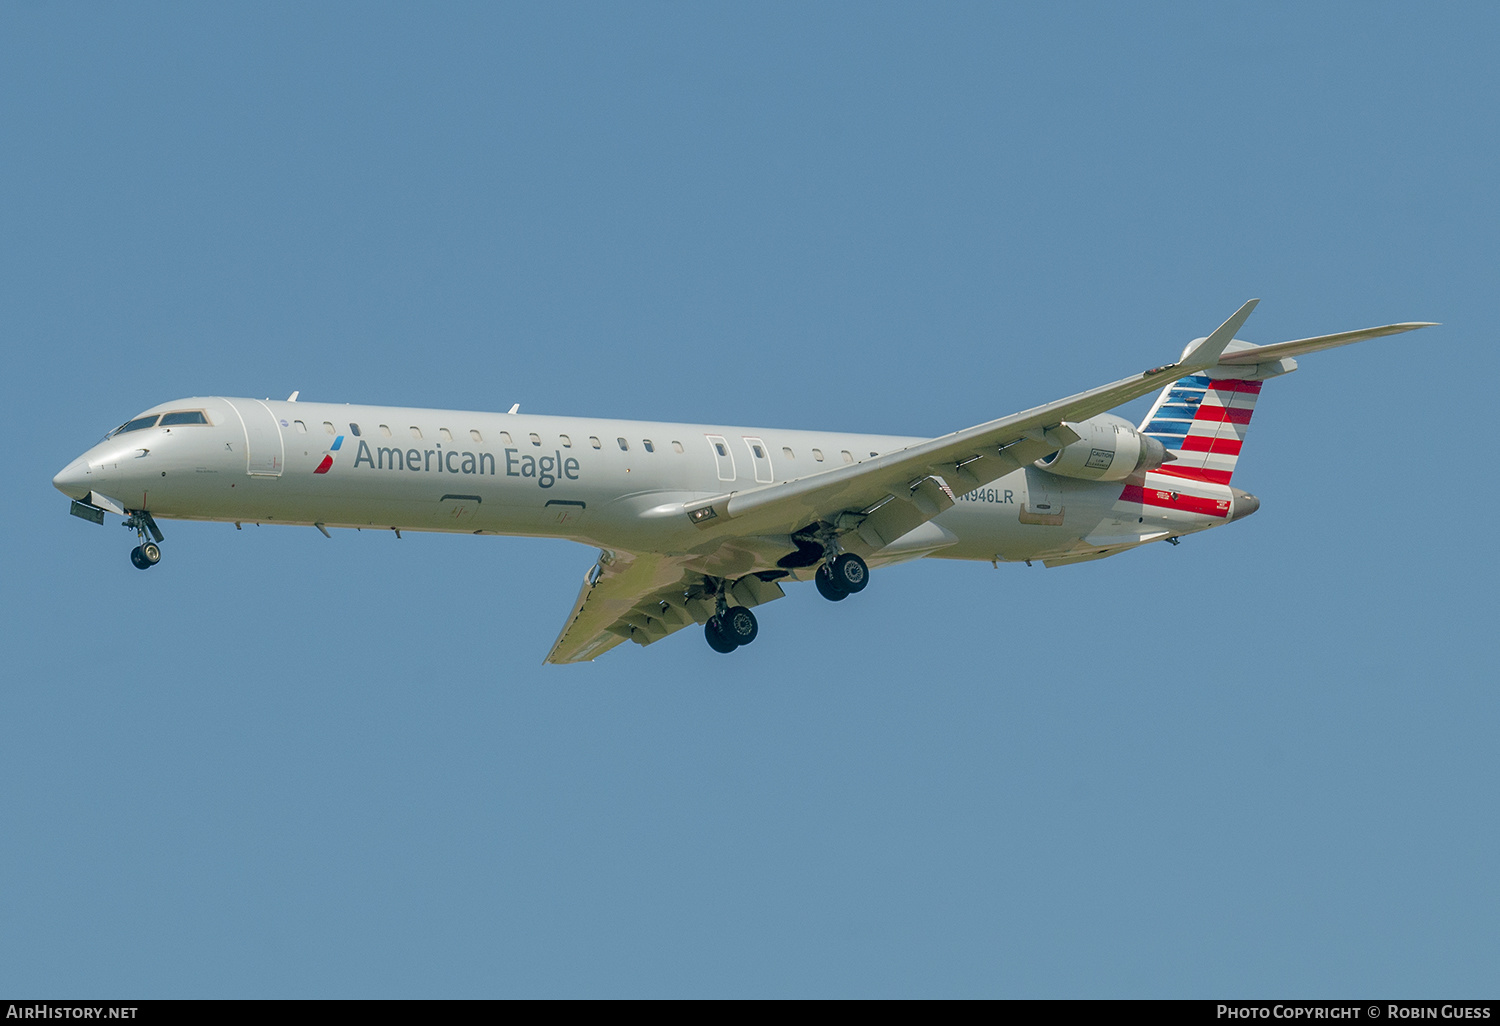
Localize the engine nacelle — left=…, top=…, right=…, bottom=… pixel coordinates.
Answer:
left=1033, top=414, right=1169, bottom=481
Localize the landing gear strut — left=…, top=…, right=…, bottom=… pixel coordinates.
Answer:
left=123, top=511, right=164, bottom=570
left=815, top=552, right=868, bottom=601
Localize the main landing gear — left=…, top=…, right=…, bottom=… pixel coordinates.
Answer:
left=123, top=510, right=165, bottom=570
left=705, top=599, right=759, bottom=654
left=705, top=606, right=758, bottom=653
left=697, top=549, right=871, bottom=655
left=814, top=553, right=868, bottom=602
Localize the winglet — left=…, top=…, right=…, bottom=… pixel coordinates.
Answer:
left=1181, top=299, right=1260, bottom=370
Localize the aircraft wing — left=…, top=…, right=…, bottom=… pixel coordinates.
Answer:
left=544, top=548, right=786, bottom=664
left=687, top=300, right=1266, bottom=550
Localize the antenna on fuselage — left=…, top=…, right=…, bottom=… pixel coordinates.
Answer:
left=508, top=404, right=520, bottom=414
left=287, top=391, right=300, bottom=402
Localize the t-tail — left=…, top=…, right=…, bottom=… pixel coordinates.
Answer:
left=1138, top=320, right=1439, bottom=486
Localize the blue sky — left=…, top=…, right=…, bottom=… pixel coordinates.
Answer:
left=3, top=2, right=1496, bottom=998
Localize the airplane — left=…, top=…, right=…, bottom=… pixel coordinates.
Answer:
left=53, top=300, right=1432, bottom=663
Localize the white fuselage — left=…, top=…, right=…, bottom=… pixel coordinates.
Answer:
left=53, top=395, right=1252, bottom=572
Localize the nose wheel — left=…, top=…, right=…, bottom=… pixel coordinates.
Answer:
left=123, top=511, right=164, bottom=570
left=130, top=543, right=162, bottom=569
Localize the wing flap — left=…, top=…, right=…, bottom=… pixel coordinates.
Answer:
left=545, top=550, right=695, bottom=664
left=544, top=549, right=786, bottom=664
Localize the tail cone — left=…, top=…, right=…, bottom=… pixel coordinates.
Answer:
left=1229, top=488, right=1260, bottom=521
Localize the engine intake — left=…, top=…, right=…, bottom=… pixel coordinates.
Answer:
left=1033, top=414, right=1169, bottom=481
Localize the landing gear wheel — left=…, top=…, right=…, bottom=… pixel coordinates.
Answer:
left=815, top=564, right=849, bottom=601
left=123, top=511, right=165, bottom=571
left=831, top=553, right=868, bottom=593
left=705, top=616, right=739, bottom=653
left=721, top=606, right=758, bottom=646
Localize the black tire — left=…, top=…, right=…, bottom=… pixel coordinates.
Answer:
left=141, top=542, right=162, bottom=565
left=815, top=564, right=848, bottom=601
left=130, top=546, right=151, bottom=570
left=705, top=616, right=739, bottom=653
left=721, top=606, right=758, bottom=646
left=831, top=553, right=868, bottom=593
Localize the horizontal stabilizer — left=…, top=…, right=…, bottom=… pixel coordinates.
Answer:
left=1218, top=322, right=1436, bottom=365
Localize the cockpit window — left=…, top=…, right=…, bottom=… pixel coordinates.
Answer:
left=159, top=411, right=209, bottom=426
left=110, top=415, right=160, bottom=437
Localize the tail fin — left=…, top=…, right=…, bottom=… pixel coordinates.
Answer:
left=1139, top=372, right=1261, bottom=485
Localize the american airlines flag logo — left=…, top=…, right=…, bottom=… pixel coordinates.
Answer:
left=313, top=435, right=344, bottom=474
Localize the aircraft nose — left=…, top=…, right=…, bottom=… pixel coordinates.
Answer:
left=1229, top=488, right=1260, bottom=521
left=53, top=459, right=90, bottom=499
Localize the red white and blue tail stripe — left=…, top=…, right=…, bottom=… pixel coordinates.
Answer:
left=1138, top=374, right=1261, bottom=486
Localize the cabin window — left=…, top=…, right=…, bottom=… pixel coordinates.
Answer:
left=560, top=434, right=572, bottom=448
left=782, top=447, right=794, bottom=459
left=590, top=436, right=602, bottom=449
left=841, top=450, right=853, bottom=463
left=752, top=444, right=764, bottom=458
left=498, top=431, right=512, bottom=445
left=293, top=420, right=307, bottom=433
left=324, top=422, right=335, bottom=435
left=617, top=437, right=629, bottom=451
left=379, top=424, right=392, bottom=437
left=439, top=428, right=453, bottom=442
left=470, top=429, right=483, bottom=442
left=812, top=448, right=824, bottom=462
left=714, top=442, right=727, bottom=457
left=643, top=440, right=655, bottom=453
left=869, top=451, right=878, bottom=457
left=349, top=423, right=361, bottom=436
left=672, top=441, right=684, bottom=453
left=160, top=411, right=208, bottom=426
left=529, top=432, right=541, bottom=447
left=410, top=426, right=422, bottom=439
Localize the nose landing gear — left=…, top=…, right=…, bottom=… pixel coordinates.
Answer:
left=123, top=511, right=165, bottom=570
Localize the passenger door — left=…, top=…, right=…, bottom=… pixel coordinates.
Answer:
left=226, top=399, right=285, bottom=477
